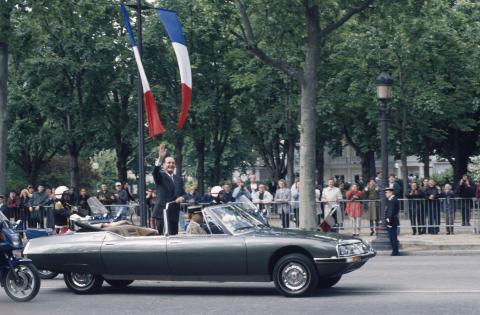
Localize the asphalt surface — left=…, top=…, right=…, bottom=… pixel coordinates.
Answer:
left=2, top=256, right=479, bottom=315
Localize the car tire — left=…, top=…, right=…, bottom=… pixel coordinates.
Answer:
left=64, top=272, right=103, bottom=294
left=105, top=280, right=134, bottom=288
left=317, top=275, right=341, bottom=289
left=273, top=253, right=318, bottom=297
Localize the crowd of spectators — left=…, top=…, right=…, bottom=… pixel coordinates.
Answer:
left=2, top=172, right=480, bottom=235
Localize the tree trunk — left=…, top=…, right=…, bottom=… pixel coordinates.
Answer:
left=195, top=136, right=205, bottom=196
left=69, top=149, right=80, bottom=192
left=28, top=161, right=40, bottom=188
left=422, top=154, right=430, bottom=179
left=298, top=5, right=319, bottom=230
left=452, top=131, right=469, bottom=186
left=116, top=143, right=129, bottom=184
left=315, top=143, right=324, bottom=186
left=0, top=43, right=8, bottom=196
left=287, top=133, right=295, bottom=187
left=212, top=154, right=222, bottom=185
left=361, top=150, right=376, bottom=182
left=173, top=132, right=184, bottom=176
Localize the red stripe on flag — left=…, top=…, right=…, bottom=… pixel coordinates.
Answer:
left=144, top=90, right=165, bottom=137
left=177, top=84, right=191, bottom=129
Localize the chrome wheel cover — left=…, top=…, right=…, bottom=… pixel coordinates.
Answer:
left=281, top=262, right=309, bottom=291
left=5, top=265, right=37, bottom=299
left=70, top=273, right=94, bottom=288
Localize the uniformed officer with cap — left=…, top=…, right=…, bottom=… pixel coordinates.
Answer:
left=384, top=187, right=400, bottom=256
left=186, top=205, right=207, bottom=235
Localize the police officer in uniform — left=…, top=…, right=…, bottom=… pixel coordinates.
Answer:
left=384, top=187, right=400, bottom=256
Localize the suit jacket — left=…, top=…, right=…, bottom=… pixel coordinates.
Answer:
left=384, top=196, right=400, bottom=227
left=152, top=165, right=185, bottom=222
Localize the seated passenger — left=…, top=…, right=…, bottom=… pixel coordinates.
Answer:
left=186, top=206, right=207, bottom=235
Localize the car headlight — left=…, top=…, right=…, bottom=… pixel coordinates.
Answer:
left=337, top=242, right=369, bottom=257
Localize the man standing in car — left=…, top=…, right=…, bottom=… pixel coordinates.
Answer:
left=153, top=143, right=185, bottom=235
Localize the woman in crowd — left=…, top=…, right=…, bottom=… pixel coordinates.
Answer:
left=346, top=184, right=364, bottom=236
left=440, top=184, right=456, bottom=235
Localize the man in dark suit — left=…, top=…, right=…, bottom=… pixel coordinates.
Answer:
left=152, top=144, right=185, bottom=235
left=384, top=188, right=400, bottom=256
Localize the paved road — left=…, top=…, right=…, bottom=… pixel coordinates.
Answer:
left=2, top=256, right=479, bottom=315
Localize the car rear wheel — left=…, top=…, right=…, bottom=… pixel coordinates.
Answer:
left=317, top=275, right=341, bottom=289
left=105, top=280, right=134, bottom=288
left=64, top=272, right=103, bottom=294
left=273, top=253, right=318, bottom=297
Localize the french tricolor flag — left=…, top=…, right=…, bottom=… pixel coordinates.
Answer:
left=121, top=4, right=165, bottom=137
left=156, top=9, right=192, bottom=130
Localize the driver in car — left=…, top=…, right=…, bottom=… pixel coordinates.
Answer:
left=186, top=206, right=207, bottom=235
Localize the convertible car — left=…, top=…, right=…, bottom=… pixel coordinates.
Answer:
left=24, top=204, right=375, bottom=297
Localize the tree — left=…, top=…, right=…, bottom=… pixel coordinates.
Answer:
left=234, top=0, right=374, bottom=229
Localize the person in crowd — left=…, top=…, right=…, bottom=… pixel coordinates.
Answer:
left=114, top=182, right=129, bottom=221
left=425, top=179, right=440, bottom=234
left=248, top=174, right=258, bottom=194
left=29, top=185, right=50, bottom=228
left=252, top=184, right=273, bottom=223
left=321, top=179, right=343, bottom=229
left=76, top=188, right=91, bottom=217
left=152, top=143, right=186, bottom=235
left=19, top=189, right=31, bottom=226
left=375, top=172, right=383, bottom=189
left=457, top=174, right=475, bottom=226
left=407, top=182, right=426, bottom=235
left=222, top=184, right=233, bottom=203
left=275, top=179, right=291, bottom=228
left=315, top=184, right=322, bottom=224
left=232, top=178, right=251, bottom=202
left=290, top=180, right=300, bottom=227
left=388, top=174, right=402, bottom=197
left=123, top=182, right=135, bottom=203
left=27, top=185, right=34, bottom=196
left=441, top=183, right=456, bottom=235
left=186, top=206, right=207, bottom=235
left=337, top=182, right=347, bottom=227
left=97, top=184, right=115, bottom=207
left=202, top=187, right=214, bottom=204
left=346, top=184, right=364, bottom=236
left=186, top=185, right=201, bottom=205
left=384, top=188, right=400, bottom=256
left=291, top=176, right=300, bottom=192
left=364, top=179, right=379, bottom=236
left=6, top=191, right=20, bottom=220
left=146, top=188, right=156, bottom=228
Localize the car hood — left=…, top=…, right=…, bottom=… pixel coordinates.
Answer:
left=248, top=227, right=360, bottom=244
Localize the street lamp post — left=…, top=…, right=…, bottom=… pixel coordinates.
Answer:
left=371, top=69, right=393, bottom=250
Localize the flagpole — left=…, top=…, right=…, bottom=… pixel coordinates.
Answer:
left=136, top=0, right=147, bottom=227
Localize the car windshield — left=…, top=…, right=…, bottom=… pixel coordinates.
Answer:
left=209, top=205, right=265, bottom=233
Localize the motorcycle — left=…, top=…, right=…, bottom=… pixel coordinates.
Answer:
left=0, top=212, right=41, bottom=302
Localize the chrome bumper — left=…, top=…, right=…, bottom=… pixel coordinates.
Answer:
left=313, top=250, right=376, bottom=263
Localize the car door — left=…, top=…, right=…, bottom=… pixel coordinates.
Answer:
left=101, top=233, right=169, bottom=276
left=167, top=234, right=247, bottom=278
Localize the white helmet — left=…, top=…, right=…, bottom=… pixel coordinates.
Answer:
left=54, top=186, right=69, bottom=199
left=211, top=186, right=223, bottom=197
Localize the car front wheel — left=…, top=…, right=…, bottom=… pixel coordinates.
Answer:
left=64, top=272, right=103, bottom=294
left=317, top=275, right=341, bottom=289
left=273, top=253, right=318, bottom=297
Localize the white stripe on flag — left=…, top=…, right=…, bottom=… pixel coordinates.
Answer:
left=132, top=46, right=151, bottom=93
left=172, top=43, right=192, bottom=88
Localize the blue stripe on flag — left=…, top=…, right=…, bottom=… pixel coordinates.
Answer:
left=121, top=4, right=137, bottom=47
left=156, top=9, right=186, bottom=46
